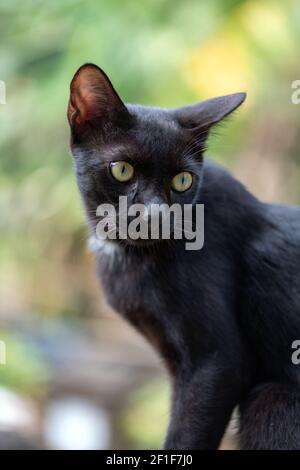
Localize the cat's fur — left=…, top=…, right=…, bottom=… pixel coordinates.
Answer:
left=68, top=63, right=300, bottom=450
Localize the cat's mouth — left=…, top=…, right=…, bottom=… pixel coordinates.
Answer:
left=93, top=211, right=176, bottom=247
left=92, top=223, right=171, bottom=249
left=118, top=236, right=166, bottom=248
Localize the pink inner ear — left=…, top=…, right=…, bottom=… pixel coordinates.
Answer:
left=69, top=68, right=106, bottom=126
left=68, top=64, right=128, bottom=129
left=71, top=83, right=101, bottom=125
left=77, top=86, right=99, bottom=122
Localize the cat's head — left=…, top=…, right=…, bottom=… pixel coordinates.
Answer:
left=67, top=63, right=246, bottom=247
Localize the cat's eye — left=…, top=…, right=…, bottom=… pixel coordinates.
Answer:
left=171, top=172, right=193, bottom=192
left=110, top=161, right=134, bottom=182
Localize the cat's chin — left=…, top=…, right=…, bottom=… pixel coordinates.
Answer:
left=88, top=235, right=166, bottom=255
left=115, top=237, right=165, bottom=249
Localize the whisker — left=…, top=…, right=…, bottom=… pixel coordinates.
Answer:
left=181, top=128, right=208, bottom=158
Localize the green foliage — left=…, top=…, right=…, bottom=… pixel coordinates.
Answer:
left=0, top=330, right=48, bottom=394
left=121, top=380, right=169, bottom=449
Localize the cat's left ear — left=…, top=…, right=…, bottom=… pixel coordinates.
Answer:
left=67, top=63, right=130, bottom=132
left=174, top=92, right=246, bottom=132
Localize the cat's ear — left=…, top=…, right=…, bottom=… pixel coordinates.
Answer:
left=67, top=63, right=130, bottom=131
left=174, top=92, right=246, bottom=132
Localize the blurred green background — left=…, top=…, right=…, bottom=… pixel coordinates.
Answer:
left=0, top=0, right=300, bottom=449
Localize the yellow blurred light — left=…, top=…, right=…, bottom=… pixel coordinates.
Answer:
left=183, top=0, right=292, bottom=99
left=184, top=28, right=253, bottom=98
left=238, top=0, right=293, bottom=51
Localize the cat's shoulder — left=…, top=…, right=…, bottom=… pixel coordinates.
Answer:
left=203, top=158, right=240, bottom=185
left=202, top=158, right=228, bottom=175
left=202, top=158, right=255, bottom=203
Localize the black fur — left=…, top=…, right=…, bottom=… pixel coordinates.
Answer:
left=68, top=64, right=300, bottom=450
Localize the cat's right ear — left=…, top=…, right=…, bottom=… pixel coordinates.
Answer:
left=174, top=93, right=246, bottom=133
left=67, top=63, right=130, bottom=134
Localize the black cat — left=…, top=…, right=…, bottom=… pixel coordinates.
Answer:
left=67, top=63, right=300, bottom=450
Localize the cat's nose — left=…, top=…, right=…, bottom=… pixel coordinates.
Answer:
left=139, top=198, right=168, bottom=222
left=139, top=200, right=171, bottom=239
left=131, top=194, right=170, bottom=237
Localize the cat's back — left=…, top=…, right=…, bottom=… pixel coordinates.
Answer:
left=202, top=161, right=300, bottom=380
left=249, top=202, right=300, bottom=279
left=242, top=200, right=300, bottom=380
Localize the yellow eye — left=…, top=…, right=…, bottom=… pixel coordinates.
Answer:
left=110, top=161, right=134, bottom=182
left=171, top=172, right=193, bottom=192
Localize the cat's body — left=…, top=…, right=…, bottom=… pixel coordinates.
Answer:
left=68, top=64, right=300, bottom=449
